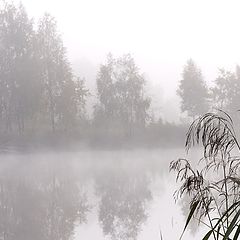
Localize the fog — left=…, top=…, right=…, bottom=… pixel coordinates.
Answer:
left=12, top=0, right=240, bottom=122
left=0, top=150, right=208, bottom=240
left=1, top=0, right=240, bottom=239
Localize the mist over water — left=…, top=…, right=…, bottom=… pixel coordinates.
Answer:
left=0, top=150, right=206, bottom=240
left=1, top=0, right=240, bottom=239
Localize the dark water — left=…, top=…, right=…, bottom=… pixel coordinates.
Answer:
left=0, top=150, right=206, bottom=240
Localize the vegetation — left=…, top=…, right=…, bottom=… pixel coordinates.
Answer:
left=170, top=110, right=240, bottom=239
left=211, top=67, right=240, bottom=118
left=2, top=1, right=240, bottom=150
left=0, top=1, right=188, bottom=149
left=0, top=2, right=88, bottom=135
left=94, top=53, right=150, bottom=138
left=177, top=59, right=209, bottom=119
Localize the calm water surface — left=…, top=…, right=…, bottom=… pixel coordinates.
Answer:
left=0, top=149, right=207, bottom=240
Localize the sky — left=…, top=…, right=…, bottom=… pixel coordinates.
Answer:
left=13, top=0, right=240, bottom=122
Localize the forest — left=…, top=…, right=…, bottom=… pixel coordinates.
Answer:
left=0, top=1, right=240, bottom=150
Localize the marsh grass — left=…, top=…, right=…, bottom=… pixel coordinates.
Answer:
left=170, top=110, right=240, bottom=240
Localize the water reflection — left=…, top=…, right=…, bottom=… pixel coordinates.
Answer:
left=95, top=167, right=152, bottom=240
left=0, top=159, right=89, bottom=240
left=0, top=151, right=186, bottom=240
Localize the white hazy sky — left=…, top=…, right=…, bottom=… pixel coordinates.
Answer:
left=13, top=0, right=240, bottom=121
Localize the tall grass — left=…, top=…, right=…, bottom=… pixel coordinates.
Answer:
left=170, top=111, right=240, bottom=240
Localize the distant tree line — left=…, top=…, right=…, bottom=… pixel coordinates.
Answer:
left=0, top=2, right=88, bottom=135
left=177, top=59, right=240, bottom=122
left=1, top=1, right=238, bottom=149
left=0, top=1, right=158, bottom=148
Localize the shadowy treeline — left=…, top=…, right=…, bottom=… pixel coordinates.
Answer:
left=178, top=59, right=240, bottom=121
left=0, top=1, right=187, bottom=150
left=0, top=2, right=238, bottom=150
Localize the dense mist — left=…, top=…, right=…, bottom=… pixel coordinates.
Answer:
left=1, top=1, right=240, bottom=151
left=1, top=0, right=240, bottom=240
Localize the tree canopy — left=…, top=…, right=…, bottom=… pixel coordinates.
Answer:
left=94, top=54, right=151, bottom=137
left=177, top=59, right=209, bottom=118
left=0, top=2, right=88, bottom=135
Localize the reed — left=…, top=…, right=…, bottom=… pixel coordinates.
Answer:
left=170, top=110, right=240, bottom=240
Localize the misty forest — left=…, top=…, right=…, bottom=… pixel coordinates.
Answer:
left=1, top=1, right=240, bottom=240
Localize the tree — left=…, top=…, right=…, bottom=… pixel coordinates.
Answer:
left=0, top=1, right=39, bottom=133
left=226, top=65, right=240, bottom=113
left=94, top=54, right=151, bottom=137
left=56, top=76, right=89, bottom=131
left=37, top=13, right=70, bottom=132
left=37, top=13, right=89, bottom=133
left=0, top=1, right=89, bottom=139
left=210, top=68, right=234, bottom=110
left=210, top=66, right=240, bottom=121
left=177, top=59, right=209, bottom=118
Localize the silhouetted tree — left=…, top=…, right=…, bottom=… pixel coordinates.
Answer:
left=0, top=1, right=90, bottom=140
left=0, top=2, right=39, bottom=133
left=210, top=66, right=240, bottom=119
left=94, top=54, right=151, bottom=138
left=57, top=77, right=89, bottom=131
left=210, top=68, right=234, bottom=110
left=37, top=14, right=89, bottom=133
left=37, top=13, right=64, bottom=132
left=177, top=59, right=209, bottom=118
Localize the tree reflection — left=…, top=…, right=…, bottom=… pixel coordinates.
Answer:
left=0, top=161, right=89, bottom=240
left=95, top=167, right=152, bottom=240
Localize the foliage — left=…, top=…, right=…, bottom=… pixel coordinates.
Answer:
left=211, top=66, right=240, bottom=115
left=0, top=1, right=38, bottom=132
left=94, top=53, right=151, bottom=137
left=177, top=59, right=209, bottom=118
left=0, top=1, right=88, bottom=135
left=170, top=110, right=240, bottom=239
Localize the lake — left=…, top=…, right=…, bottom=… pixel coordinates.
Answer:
left=0, top=149, right=207, bottom=240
